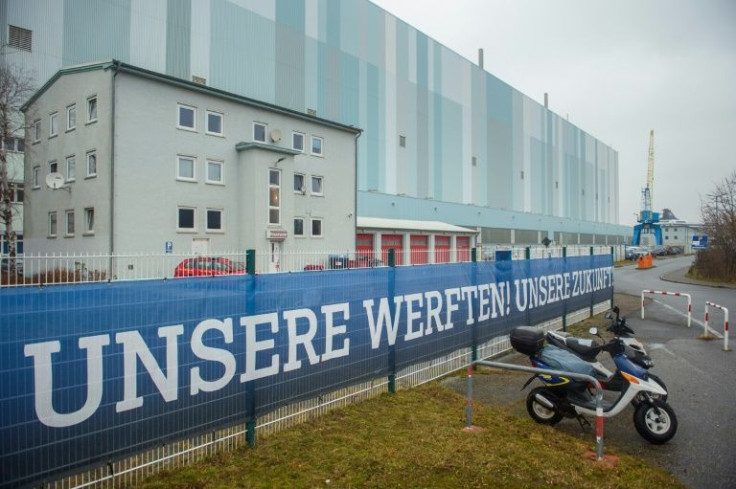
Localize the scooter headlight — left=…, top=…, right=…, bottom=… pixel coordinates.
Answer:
left=640, top=356, right=654, bottom=369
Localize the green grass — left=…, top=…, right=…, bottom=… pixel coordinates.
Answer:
left=137, top=297, right=682, bottom=488
left=137, top=383, right=683, bottom=489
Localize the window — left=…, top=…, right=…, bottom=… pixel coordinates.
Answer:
left=48, top=212, right=57, bottom=237
left=292, top=132, right=305, bottom=152
left=206, top=209, right=223, bottom=231
left=177, top=207, right=195, bottom=231
left=32, top=166, right=40, bottom=188
left=311, top=175, right=323, bottom=196
left=49, top=112, right=58, bottom=137
left=269, top=169, right=280, bottom=225
left=66, top=104, right=76, bottom=131
left=311, top=136, right=323, bottom=156
left=11, top=183, right=24, bottom=203
left=178, top=104, right=196, bottom=130
left=86, top=151, right=97, bottom=177
left=311, top=218, right=323, bottom=237
left=253, top=122, right=267, bottom=142
left=48, top=160, right=58, bottom=174
left=9, top=25, right=32, bottom=52
left=84, top=208, right=95, bottom=234
left=87, top=96, right=97, bottom=123
left=206, top=111, right=223, bottom=135
left=65, top=210, right=75, bottom=236
left=33, top=120, right=41, bottom=142
left=66, top=155, right=76, bottom=181
left=294, top=173, right=305, bottom=193
left=177, top=156, right=196, bottom=181
left=206, top=160, right=223, bottom=184
left=16, top=138, right=24, bottom=152
left=294, top=218, right=304, bottom=237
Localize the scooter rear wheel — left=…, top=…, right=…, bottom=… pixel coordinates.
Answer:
left=526, top=387, right=563, bottom=425
left=633, top=399, right=677, bottom=444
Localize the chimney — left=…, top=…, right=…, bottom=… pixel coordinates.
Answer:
left=478, top=48, right=484, bottom=69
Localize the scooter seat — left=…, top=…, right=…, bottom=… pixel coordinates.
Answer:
left=562, top=337, right=601, bottom=361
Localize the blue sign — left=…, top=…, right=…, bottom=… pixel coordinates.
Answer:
left=165, top=241, right=174, bottom=253
left=0, top=256, right=613, bottom=487
left=692, top=235, right=709, bottom=249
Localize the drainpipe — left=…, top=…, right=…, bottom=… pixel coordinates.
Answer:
left=109, top=60, right=120, bottom=275
left=353, top=130, right=362, bottom=246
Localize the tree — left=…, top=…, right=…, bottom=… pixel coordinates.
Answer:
left=693, top=170, right=736, bottom=282
left=0, top=62, right=35, bottom=270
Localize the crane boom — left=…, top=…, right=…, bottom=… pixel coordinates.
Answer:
left=645, top=129, right=655, bottom=211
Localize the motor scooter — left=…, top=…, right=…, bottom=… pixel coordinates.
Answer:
left=545, top=307, right=668, bottom=402
left=510, top=326, right=678, bottom=444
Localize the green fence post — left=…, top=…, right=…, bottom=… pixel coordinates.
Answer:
left=562, top=246, right=568, bottom=331
left=471, top=247, right=478, bottom=367
left=388, top=249, right=396, bottom=394
left=610, top=246, right=615, bottom=308
left=245, top=249, right=256, bottom=445
left=246, top=249, right=256, bottom=275
left=590, top=247, right=595, bottom=318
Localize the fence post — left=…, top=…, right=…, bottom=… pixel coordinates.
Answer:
left=525, top=247, right=531, bottom=260
left=561, top=247, right=568, bottom=331
left=471, top=248, right=478, bottom=366
left=245, top=249, right=257, bottom=445
left=589, top=246, right=595, bottom=318
left=610, top=247, right=615, bottom=308
left=388, top=249, right=397, bottom=394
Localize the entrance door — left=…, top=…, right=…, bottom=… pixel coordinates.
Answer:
left=192, top=238, right=209, bottom=256
left=270, top=242, right=282, bottom=273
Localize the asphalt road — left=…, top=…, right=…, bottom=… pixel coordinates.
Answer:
left=443, top=256, right=736, bottom=489
left=613, top=256, right=736, bottom=488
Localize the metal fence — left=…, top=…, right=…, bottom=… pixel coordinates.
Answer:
left=1, top=249, right=615, bottom=488
left=1, top=244, right=619, bottom=288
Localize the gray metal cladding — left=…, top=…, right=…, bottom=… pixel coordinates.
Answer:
left=4, top=0, right=621, bottom=226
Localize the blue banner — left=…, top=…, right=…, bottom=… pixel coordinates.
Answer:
left=0, top=255, right=612, bottom=487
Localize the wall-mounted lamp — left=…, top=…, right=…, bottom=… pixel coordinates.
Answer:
left=275, top=157, right=286, bottom=166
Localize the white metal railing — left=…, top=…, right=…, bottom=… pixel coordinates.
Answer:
left=1, top=245, right=616, bottom=287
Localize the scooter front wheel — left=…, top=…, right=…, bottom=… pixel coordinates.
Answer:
left=633, top=400, right=678, bottom=444
left=526, top=387, right=563, bottom=425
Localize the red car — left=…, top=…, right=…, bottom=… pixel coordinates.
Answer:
left=174, top=257, right=246, bottom=277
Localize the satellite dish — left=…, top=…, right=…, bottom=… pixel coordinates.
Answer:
left=270, top=128, right=282, bottom=142
left=45, top=172, right=65, bottom=190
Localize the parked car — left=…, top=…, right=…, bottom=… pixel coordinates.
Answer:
left=624, top=246, right=648, bottom=260
left=303, top=255, right=385, bottom=271
left=666, top=245, right=683, bottom=255
left=174, top=257, right=246, bottom=277
left=1, top=257, right=24, bottom=275
left=650, top=245, right=668, bottom=256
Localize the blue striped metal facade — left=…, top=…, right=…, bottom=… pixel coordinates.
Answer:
left=3, top=0, right=625, bottom=236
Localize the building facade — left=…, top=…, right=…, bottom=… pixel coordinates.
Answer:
left=3, top=0, right=631, bottom=249
left=22, top=61, right=360, bottom=263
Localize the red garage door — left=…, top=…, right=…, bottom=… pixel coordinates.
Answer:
left=381, top=235, right=403, bottom=265
left=435, top=236, right=450, bottom=263
left=410, top=235, right=429, bottom=264
left=457, top=236, right=470, bottom=262
left=356, top=233, right=374, bottom=258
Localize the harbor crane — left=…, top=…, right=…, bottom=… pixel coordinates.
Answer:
left=632, top=129, right=662, bottom=246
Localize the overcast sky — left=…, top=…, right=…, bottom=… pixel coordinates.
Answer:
left=370, top=0, right=736, bottom=225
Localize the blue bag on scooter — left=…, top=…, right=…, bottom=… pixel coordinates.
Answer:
left=539, top=344, right=595, bottom=377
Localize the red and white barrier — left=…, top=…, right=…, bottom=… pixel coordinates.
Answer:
left=705, top=302, right=730, bottom=351
left=641, top=290, right=692, bottom=327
